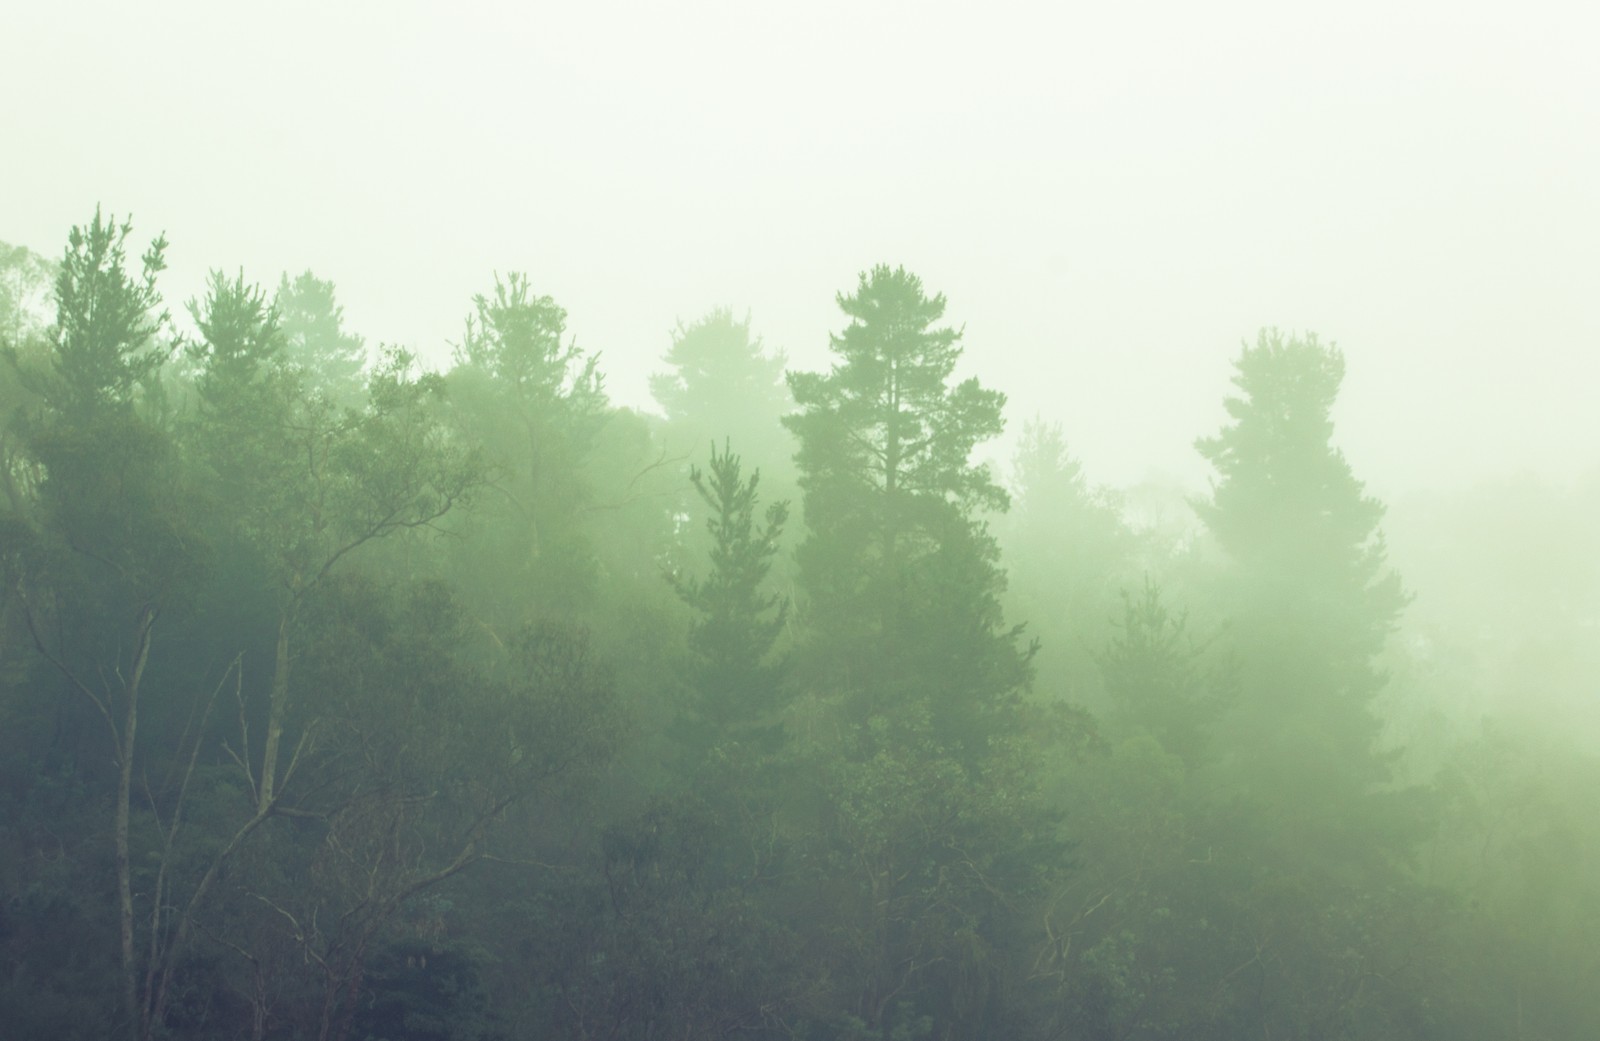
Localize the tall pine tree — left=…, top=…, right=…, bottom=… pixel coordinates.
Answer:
left=780, top=267, right=1056, bottom=1041
left=669, top=440, right=789, bottom=752
left=784, top=264, right=1024, bottom=756
left=1189, top=329, right=1426, bottom=1038
left=1195, top=329, right=1407, bottom=821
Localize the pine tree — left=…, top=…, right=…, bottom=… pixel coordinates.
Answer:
left=650, top=307, right=791, bottom=473
left=444, top=273, right=607, bottom=619
left=784, top=265, right=1023, bottom=756
left=274, top=270, right=367, bottom=401
left=1002, top=419, right=1134, bottom=705
left=780, top=268, right=1054, bottom=1038
left=12, top=210, right=195, bottom=1039
left=45, top=208, right=170, bottom=420
left=669, top=440, right=789, bottom=750
left=1099, top=578, right=1231, bottom=766
left=1188, top=329, right=1426, bottom=1037
left=1195, top=329, right=1407, bottom=812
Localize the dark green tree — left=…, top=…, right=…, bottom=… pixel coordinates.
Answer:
left=784, top=264, right=1023, bottom=755
left=779, top=267, right=1060, bottom=1040
left=5, top=210, right=202, bottom=1040
left=668, top=441, right=789, bottom=751
left=133, top=277, right=481, bottom=1036
left=44, top=208, right=170, bottom=421
left=443, top=273, right=607, bottom=622
left=224, top=581, right=619, bottom=1041
left=650, top=308, right=798, bottom=588
left=185, top=270, right=298, bottom=513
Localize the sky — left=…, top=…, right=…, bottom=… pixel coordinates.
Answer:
left=2, top=0, right=1596, bottom=497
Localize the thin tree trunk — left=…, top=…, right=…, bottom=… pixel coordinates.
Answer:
left=118, top=605, right=156, bottom=1039
left=149, top=805, right=273, bottom=1032
left=257, top=612, right=290, bottom=814
left=881, top=364, right=902, bottom=641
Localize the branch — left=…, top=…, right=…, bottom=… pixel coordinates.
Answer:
left=18, top=586, right=120, bottom=748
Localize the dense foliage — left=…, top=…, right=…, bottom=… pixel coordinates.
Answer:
left=1, top=216, right=1596, bottom=1040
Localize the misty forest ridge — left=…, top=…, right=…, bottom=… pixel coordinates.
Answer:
left=0, top=212, right=1595, bottom=1040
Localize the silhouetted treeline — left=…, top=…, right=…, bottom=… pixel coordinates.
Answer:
left=1, top=214, right=1597, bottom=1041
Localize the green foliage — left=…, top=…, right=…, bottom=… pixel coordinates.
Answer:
left=785, top=266, right=1007, bottom=526
left=651, top=307, right=793, bottom=476
left=2, top=213, right=1593, bottom=1041
left=456, top=272, right=602, bottom=414
left=785, top=265, right=1025, bottom=757
left=555, top=780, right=804, bottom=1040
left=1099, top=579, right=1232, bottom=765
left=1428, top=723, right=1600, bottom=1038
left=0, top=239, right=54, bottom=347
left=443, top=273, right=609, bottom=621
left=188, top=269, right=283, bottom=404
left=188, top=275, right=480, bottom=599
left=0, top=245, right=52, bottom=516
left=1195, top=328, right=1410, bottom=808
left=779, top=709, right=1068, bottom=1041
left=1195, top=330, right=1407, bottom=711
left=669, top=441, right=790, bottom=750
left=42, top=208, right=170, bottom=420
left=1170, top=329, right=1438, bottom=1037
left=774, top=267, right=1060, bottom=1040
left=275, top=269, right=367, bottom=400
left=354, top=938, right=499, bottom=1041
left=1001, top=419, right=1137, bottom=705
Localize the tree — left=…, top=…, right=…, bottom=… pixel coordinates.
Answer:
left=1194, top=329, right=1408, bottom=814
left=779, top=267, right=1059, bottom=1039
left=184, top=270, right=296, bottom=513
left=0, top=242, right=54, bottom=516
left=1186, top=329, right=1427, bottom=1037
left=668, top=440, right=789, bottom=752
left=1000, top=419, right=1135, bottom=707
left=1099, top=578, right=1230, bottom=766
left=113, top=273, right=485, bottom=1041
left=443, top=273, right=607, bottom=622
left=44, top=208, right=170, bottom=421
left=5, top=210, right=199, bottom=1039
left=650, top=307, right=792, bottom=477
left=0, top=239, right=54, bottom=349
left=784, top=264, right=1022, bottom=755
left=274, top=270, right=367, bottom=402
left=650, top=308, right=797, bottom=587
left=224, top=580, right=619, bottom=1041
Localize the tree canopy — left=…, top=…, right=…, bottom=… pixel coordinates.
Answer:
left=1, top=217, right=1591, bottom=1041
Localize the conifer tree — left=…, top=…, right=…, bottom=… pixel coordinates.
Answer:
left=1189, top=329, right=1424, bottom=1038
left=784, top=264, right=1023, bottom=755
left=10, top=210, right=196, bottom=1039
left=650, top=308, right=791, bottom=473
left=780, top=267, right=1054, bottom=1040
left=669, top=441, right=789, bottom=749
left=444, top=273, right=607, bottom=619
left=274, top=270, right=367, bottom=401
left=1195, top=329, right=1408, bottom=816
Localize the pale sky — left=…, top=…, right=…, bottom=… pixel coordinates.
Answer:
left=3, top=0, right=1596, bottom=497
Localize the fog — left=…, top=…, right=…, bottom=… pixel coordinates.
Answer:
left=3, top=1, right=1595, bottom=494
left=2, top=4, right=1598, bottom=1040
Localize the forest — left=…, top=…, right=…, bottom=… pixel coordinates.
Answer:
left=0, top=211, right=1597, bottom=1041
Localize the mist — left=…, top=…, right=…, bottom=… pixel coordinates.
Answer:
left=2, top=2, right=1597, bottom=1039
